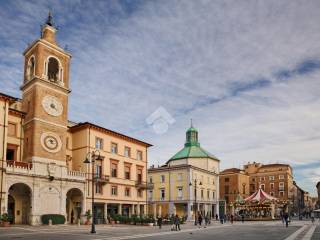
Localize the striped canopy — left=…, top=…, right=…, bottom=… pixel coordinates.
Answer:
left=244, top=188, right=277, bottom=203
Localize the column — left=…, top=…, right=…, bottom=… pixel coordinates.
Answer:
left=153, top=203, right=157, bottom=217
left=143, top=205, right=146, bottom=216
left=104, top=203, right=108, bottom=223
left=187, top=202, right=193, bottom=220
left=169, top=202, right=175, bottom=215
left=137, top=203, right=140, bottom=216
left=158, top=205, right=162, bottom=216
left=118, top=204, right=122, bottom=215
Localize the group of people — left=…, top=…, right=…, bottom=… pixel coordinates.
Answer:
left=196, top=212, right=211, bottom=227
left=156, top=214, right=181, bottom=231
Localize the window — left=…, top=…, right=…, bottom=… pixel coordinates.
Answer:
left=225, top=177, right=229, bottom=183
left=242, top=184, right=246, bottom=194
left=270, top=192, right=274, bottom=196
left=270, top=183, right=274, bottom=190
left=279, top=182, right=284, bottom=190
left=111, top=163, right=117, bottom=177
left=125, top=165, right=130, bottom=180
left=125, top=187, right=130, bottom=197
left=137, top=168, right=143, bottom=183
left=47, top=57, right=60, bottom=82
left=148, top=190, right=153, bottom=200
left=279, top=191, right=284, bottom=197
left=95, top=183, right=102, bottom=194
left=6, top=144, right=17, bottom=161
left=252, top=178, right=255, bottom=182
left=212, top=179, right=215, bottom=185
left=137, top=151, right=143, bottom=160
left=201, top=189, right=204, bottom=199
left=177, top=173, right=183, bottom=181
left=96, top=164, right=102, bottom=178
left=160, top=189, right=165, bottom=200
left=177, top=187, right=183, bottom=199
left=111, top=186, right=117, bottom=195
left=137, top=189, right=143, bottom=198
left=259, top=177, right=265, bottom=182
left=224, top=186, right=229, bottom=194
left=212, top=191, right=215, bottom=199
left=111, top=143, right=118, bottom=154
left=207, top=190, right=210, bottom=199
left=149, top=176, right=153, bottom=183
left=279, top=175, right=285, bottom=180
left=260, top=184, right=265, bottom=191
left=124, top=147, right=131, bottom=157
left=8, top=123, right=16, bottom=137
left=269, top=176, right=275, bottom=181
left=26, top=56, right=35, bottom=81
left=161, top=175, right=165, bottom=183
left=95, top=137, right=103, bottom=150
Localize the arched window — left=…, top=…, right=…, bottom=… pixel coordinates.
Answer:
left=26, top=56, right=35, bottom=81
left=47, top=57, right=59, bottom=82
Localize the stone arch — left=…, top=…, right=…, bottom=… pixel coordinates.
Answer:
left=66, top=188, right=84, bottom=224
left=7, top=183, right=32, bottom=224
left=26, top=55, right=35, bottom=82
left=44, top=55, right=64, bottom=85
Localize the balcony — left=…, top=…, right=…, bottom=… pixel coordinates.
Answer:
left=95, top=174, right=110, bottom=184
left=135, top=181, right=154, bottom=189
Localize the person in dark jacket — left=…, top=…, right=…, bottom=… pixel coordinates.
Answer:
left=157, top=216, right=162, bottom=229
left=284, top=213, right=289, bottom=228
left=198, top=213, right=203, bottom=228
left=215, top=214, right=219, bottom=221
left=174, top=215, right=181, bottom=231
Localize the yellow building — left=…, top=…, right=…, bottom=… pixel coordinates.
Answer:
left=148, top=125, right=220, bottom=220
left=0, top=13, right=151, bottom=225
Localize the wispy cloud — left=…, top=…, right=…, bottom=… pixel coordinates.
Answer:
left=0, top=0, right=320, bottom=195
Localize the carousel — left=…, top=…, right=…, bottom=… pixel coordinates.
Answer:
left=231, top=188, right=286, bottom=220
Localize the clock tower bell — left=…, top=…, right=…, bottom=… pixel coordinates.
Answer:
left=21, top=12, right=71, bottom=164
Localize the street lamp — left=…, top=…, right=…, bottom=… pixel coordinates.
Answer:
left=84, top=149, right=103, bottom=234
left=189, top=179, right=202, bottom=225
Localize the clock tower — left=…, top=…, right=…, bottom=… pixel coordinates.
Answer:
left=21, top=12, right=71, bottom=164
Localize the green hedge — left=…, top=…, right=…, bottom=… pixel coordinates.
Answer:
left=41, top=214, right=66, bottom=225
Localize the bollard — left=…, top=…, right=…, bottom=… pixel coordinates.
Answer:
left=49, top=219, right=52, bottom=226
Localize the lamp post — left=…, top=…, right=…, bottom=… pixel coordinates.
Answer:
left=84, top=149, right=103, bottom=234
left=189, top=179, right=202, bottom=225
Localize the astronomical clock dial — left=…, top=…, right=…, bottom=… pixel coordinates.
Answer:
left=40, top=132, right=62, bottom=153
left=42, top=95, right=63, bottom=117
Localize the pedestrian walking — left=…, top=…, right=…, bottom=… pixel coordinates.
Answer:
left=204, top=214, right=209, bottom=228
left=215, top=214, right=218, bottom=221
left=198, top=213, right=203, bottom=228
left=230, top=214, right=234, bottom=224
left=174, top=214, right=181, bottom=231
left=219, top=214, right=224, bottom=224
left=241, top=214, right=244, bottom=223
left=284, top=213, right=289, bottom=228
left=157, top=216, right=162, bottom=229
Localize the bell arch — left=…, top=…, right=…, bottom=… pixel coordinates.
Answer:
left=26, top=55, right=35, bottom=82
left=44, top=56, right=64, bottom=85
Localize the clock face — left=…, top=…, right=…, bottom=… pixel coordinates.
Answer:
left=40, top=132, right=62, bottom=153
left=42, top=95, right=63, bottom=117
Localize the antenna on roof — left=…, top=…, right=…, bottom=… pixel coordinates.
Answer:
left=190, top=118, right=193, bottom=127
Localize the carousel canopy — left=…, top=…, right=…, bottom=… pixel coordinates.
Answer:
left=244, top=188, right=277, bottom=203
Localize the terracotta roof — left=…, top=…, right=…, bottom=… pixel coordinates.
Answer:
left=69, top=122, right=152, bottom=147
left=220, top=168, right=242, bottom=174
left=0, top=92, right=19, bottom=102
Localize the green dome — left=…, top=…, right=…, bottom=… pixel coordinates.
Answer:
left=168, top=124, right=219, bottom=161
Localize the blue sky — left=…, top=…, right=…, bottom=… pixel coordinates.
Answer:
left=0, top=0, right=320, bottom=195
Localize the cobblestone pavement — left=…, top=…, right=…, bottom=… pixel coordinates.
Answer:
left=0, top=220, right=318, bottom=240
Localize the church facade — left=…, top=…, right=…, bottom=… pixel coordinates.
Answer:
left=147, top=125, right=220, bottom=220
left=0, top=15, right=151, bottom=225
